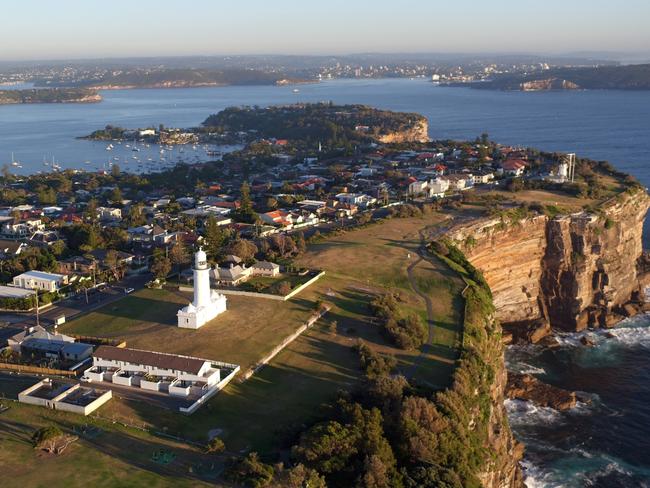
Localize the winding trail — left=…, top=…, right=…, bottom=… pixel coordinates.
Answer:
left=403, top=216, right=477, bottom=382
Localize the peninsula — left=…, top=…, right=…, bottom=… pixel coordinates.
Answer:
left=464, top=63, right=650, bottom=91
left=2, top=104, right=648, bottom=488
left=0, top=88, right=101, bottom=105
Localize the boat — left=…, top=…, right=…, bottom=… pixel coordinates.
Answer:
left=10, top=152, right=19, bottom=166
left=293, top=88, right=300, bottom=93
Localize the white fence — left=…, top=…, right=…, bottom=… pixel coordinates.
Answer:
left=241, top=305, right=331, bottom=381
left=179, top=271, right=325, bottom=302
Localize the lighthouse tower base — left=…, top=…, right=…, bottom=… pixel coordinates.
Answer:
left=177, top=290, right=227, bottom=329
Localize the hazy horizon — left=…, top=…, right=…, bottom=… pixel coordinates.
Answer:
left=2, top=0, right=649, bottom=62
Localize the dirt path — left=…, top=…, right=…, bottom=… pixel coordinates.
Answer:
left=404, top=224, right=459, bottom=381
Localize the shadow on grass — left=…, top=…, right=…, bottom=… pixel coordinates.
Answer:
left=81, top=295, right=183, bottom=327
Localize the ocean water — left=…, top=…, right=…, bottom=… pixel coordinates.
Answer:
left=506, top=315, right=650, bottom=487
left=1, top=78, right=650, bottom=486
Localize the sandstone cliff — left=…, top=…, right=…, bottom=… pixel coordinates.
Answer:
left=448, top=188, right=650, bottom=331
left=520, top=78, right=581, bottom=91
left=479, top=344, right=525, bottom=488
left=376, top=118, right=429, bottom=144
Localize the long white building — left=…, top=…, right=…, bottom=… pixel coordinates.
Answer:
left=177, top=248, right=227, bottom=329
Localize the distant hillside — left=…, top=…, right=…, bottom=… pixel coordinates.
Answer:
left=471, top=64, right=650, bottom=91
left=0, top=88, right=101, bottom=105
left=56, top=69, right=308, bottom=90
left=202, top=103, right=429, bottom=144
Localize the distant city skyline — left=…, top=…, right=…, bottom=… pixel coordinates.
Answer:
left=2, top=0, right=650, bottom=61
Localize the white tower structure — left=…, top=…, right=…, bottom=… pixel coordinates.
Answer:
left=177, top=248, right=227, bottom=329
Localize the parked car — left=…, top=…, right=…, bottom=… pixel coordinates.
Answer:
left=125, top=287, right=135, bottom=294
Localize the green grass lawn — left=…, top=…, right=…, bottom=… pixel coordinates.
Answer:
left=29, top=213, right=465, bottom=471
left=60, top=287, right=317, bottom=374
left=297, top=214, right=463, bottom=388
left=0, top=402, right=218, bottom=488
left=98, top=318, right=363, bottom=453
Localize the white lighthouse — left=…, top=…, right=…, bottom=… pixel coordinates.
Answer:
left=177, top=248, right=227, bottom=329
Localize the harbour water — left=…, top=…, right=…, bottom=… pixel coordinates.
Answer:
left=1, top=78, right=650, bottom=486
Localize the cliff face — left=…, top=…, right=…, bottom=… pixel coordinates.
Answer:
left=449, top=189, right=650, bottom=331
left=376, top=118, right=429, bottom=144
left=520, top=78, right=581, bottom=91
left=479, top=344, right=524, bottom=488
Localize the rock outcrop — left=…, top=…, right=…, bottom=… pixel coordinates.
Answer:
left=449, top=189, right=650, bottom=332
left=506, top=372, right=577, bottom=411
left=520, top=78, right=581, bottom=91
left=376, top=118, right=429, bottom=144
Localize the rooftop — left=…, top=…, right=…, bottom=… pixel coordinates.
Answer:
left=94, top=345, right=207, bottom=375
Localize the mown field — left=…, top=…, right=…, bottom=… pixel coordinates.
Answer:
left=4, top=212, right=467, bottom=483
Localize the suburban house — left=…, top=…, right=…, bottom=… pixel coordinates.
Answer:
left=28, top=230, right=63, bottom=248
left=0, top=239, right=27, bottom=259
left=408, top=178, right=450, bottom=198
left=445, top=174, right=474, bottom=191
left=500, top=159, right=528, bottom=177
left=20, top=338, right=93, bottom=363
left=335, top=193, right=377, bottom=209
left=12, top=270, right=68, bottom=292
left=97, top=207, right=122, bottom=222
left=472, top=171, right=495, bottom=185
left=0, top=284, right=35, bottom=302
left=260, top=210, right=292, bottom=228
left=127, top=224, right=174, bottom=250
left=58, top=256, right=98, bottom=276
left=213, top=260, right=251, bottom=286
left=7, top=325, right=93, bottom=363
left=252, top=261, right=281, bottom=277
left=212, top=255, right=281, bottom=286
left=7, top=325, right=74, bottom=351
left=1, top=217, right=45, bottom=237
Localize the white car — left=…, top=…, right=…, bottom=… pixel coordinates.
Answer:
left=125, top=287, right=135, bottom=294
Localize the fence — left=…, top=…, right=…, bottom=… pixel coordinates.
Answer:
left=69, top=335, right=126, bottom=348
left=0, top=362, right=77, bottom=377
left=240, top=304, right=331, bottom=381
left=178, top=271, right=325, bottom=302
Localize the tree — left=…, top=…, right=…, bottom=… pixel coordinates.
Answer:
left=104, top=249, right=126, bottom=281
left=226, top=452, right=274, bottom=488
left=169, top=240, right=189, bottom=275
left=235, top=181, right=257, bottom=223
left=204, top=215, right=226, bottom=260
left=111, top=163, right=121, bottom=177
left=226, top=239, right=258, bottom=263
left=127, top=203, right=146, bottom=227
left=109, top=187, right=123, bottom=205
left=150, top=250, right=171, bottom=280
left=272, top=464, right=326, bottom=488
left=84, top=199, right=99, bottom=223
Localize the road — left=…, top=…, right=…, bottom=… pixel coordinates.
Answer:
left=0, top=273, right=151, bottom=340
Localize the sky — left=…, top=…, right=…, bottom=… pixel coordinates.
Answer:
left=1, top=0, right=649, bottom=61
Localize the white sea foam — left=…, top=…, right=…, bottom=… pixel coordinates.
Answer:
left=505, top=399, right=563, bottom=427
left=522, top=460, right=564, bottom=488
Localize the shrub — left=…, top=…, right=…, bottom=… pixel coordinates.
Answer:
left=206, top=437, right=225, bottom=454
left=226, top=452, right=275, bottom=488
left=32, top=425, right=63, bottom=447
